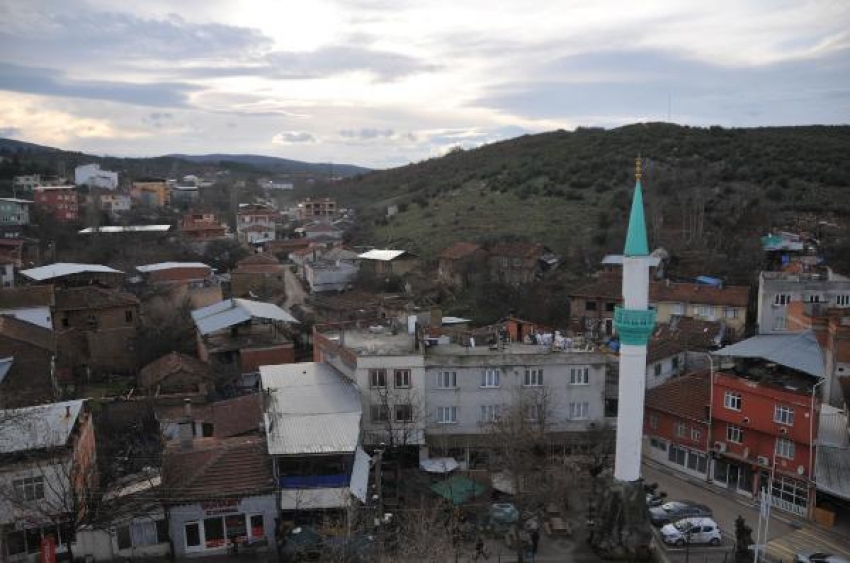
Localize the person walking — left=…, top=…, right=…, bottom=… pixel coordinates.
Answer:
left=473, top=536, right=489, bottom=560
left=531, top=528, right=540, bottom=561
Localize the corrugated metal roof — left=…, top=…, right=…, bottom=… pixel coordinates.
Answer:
left=78, top=225, right=171, bottom=234
left=357, top=249, right=408, bottom=261
left=20, top=263, right=123, bottom=281
left=816, top=446, right=850, bottom=501
left=713, top=331, right=824, bottom=378
left=601, top=254, right=662, bottom=267
left=0, top=399, right=84, bottom=454
left=191, top=298, right=298, bottom=334
left=261, top=362, right=362, bottom=455
left=137, top=262, right=211, bottom=273
left=350, top=446, right=370, bottom=503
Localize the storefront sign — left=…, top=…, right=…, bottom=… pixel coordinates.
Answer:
left=201, top=498, right=239, bottom=514
left=40, top=536, right=56, bottom=563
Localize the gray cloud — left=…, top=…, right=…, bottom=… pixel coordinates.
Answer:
left=0, top=127, right=21, bottom=138
left=264, top=46, right=438, bottom=81
left=272, top=131, right=317, bottom=144
left=0, top=62, right=198, bottom=107
left=339, top=128, right=395, bottom=139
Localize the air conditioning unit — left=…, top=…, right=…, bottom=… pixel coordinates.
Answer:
left=780, top=427, right=788, bottom=434
left=587, top=422, right=597, bottom=430
left=757, top=456, right=771, bottom=467
left=714, top=441, right=727, bottom=453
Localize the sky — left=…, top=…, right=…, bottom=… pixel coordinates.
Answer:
left=0, top=0, right=848, bottom=169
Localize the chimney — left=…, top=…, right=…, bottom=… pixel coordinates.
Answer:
left=65, top=405, right=71, bottom=418
left=178, top=398, right=194, bottom=450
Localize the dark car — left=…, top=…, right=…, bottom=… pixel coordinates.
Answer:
left=648, top=500, right=712, bottom=527
left=281, top=526, right=376, bottom=562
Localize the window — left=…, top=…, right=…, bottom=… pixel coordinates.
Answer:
left=672, top=303, right=685, bottom=315
left=691, top=428, right=701, bottom=442
left=725, top=308, right=739, bottom=319
left=13, top=476, right=45, bottom=501
left=369, top=369, right=387, bottom=388
left=125, top=310, right=134, bottom=323
left=585, top=301, right=597, bottom=311
left=835, top=294, right=850, bottom=307
left=648, top=413, right=658, bottom=430
left=527, top=403, right=543, bottom=422
left=481, top=404, right=499, bottom=422
left=569, top=367, right=589, bottom=385
left=395, top=404, right=413, bottom=422
left=481, top=369, right=500, bottom=388
left=394, top=369, right=411, bottom=388
left=696, top=305, right=712, bottom=317
left=203, top=516, right=225, bottom=548
left=436, top=406, right=457, bottom=423
left=804, top=294, right=821, bottom=303
left=727, top=424, right=743, bottom=443
left=605, top=302, right=616, bottom=312
left=774, top=405, right=794, bottom=426
left=774, top=294, right=791, bottom=306
left=117, top=520, right=168, bottom=549
left=672, top=356, right=680, bottom=370
left=524, top=368, right=543, bottom=387
left=675, top=420, right=687, bottom=438
left=569, top=402, right=589, bottom=420
left=653, top=363, right=662, bottom=377
left=724, top=391, right=742, bottom=411
left=436, top=371, right=457, bottom=389
left=773, top=315, right=787, bottom=331
left=371, top=405, right=389, bottom=422
left=775, top=437, right=795, bottom=459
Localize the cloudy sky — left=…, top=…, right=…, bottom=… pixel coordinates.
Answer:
left=1, top=0, right=848, bottom=168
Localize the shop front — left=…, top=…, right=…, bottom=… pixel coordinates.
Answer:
left=712, top=457, right=754, bottom=497
left=169, top=495, right=277, bottom=557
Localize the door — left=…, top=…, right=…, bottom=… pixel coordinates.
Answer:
left=185, top=522, right=202, bottom=553
left=728, top=465, right=740, bottom=490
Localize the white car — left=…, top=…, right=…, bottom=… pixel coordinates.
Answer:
left=795, top=552, right=850, bottom=563
left=661, top=517, right=722, bottom=547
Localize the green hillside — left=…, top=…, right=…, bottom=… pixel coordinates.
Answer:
left=339, top=123, right=850, bottom=277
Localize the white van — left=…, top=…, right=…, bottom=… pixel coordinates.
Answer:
left=661, top=517, right=722, bottom=546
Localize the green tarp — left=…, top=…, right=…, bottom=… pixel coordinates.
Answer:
left=430, top=475, right=486, bottom=505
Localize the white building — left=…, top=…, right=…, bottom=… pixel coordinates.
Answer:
left=12, top=175, right=41, bottom=194
left=304, top=259, right=359, bottom=293
left=99, top=193, right=132, bottom=215
left=74, top=164, right=118, bottom=190
left=756, top=269, right=850, bottom=334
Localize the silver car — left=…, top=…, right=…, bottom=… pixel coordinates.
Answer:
left=795, top=552, right=850, bottom=563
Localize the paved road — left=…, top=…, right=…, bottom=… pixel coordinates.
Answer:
left=284, top=265, right=308, bottom=310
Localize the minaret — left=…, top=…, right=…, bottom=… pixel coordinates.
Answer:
left=613, top=157, right=656, bottom=483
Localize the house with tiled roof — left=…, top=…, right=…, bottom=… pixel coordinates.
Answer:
left=154, top=394, right=261, bottom=442
left=568, top=274, right=622, bottom=340
left=650, top=280, right=750, bottom=339
left=643, top=372, right=711, bottom=479
left=487, top=241, right=550, bottom=286
left=139, top=352, right=214, bottom=395
left=645, top=337, right=687, bottom=389
left=230, top=253, right=287, bottom=299
left=0, top=239, right=24, bottom=288
left=53, top=286, right=141, bottom=375
left=0, top=316, right=56, bottom=408
left=0, top=285, right=54, bottom=329
left=179, top=212, right=228, bottom=241
left=437, top=241, right=486, bottom=288
left=163, top=435, right=277, bottom=556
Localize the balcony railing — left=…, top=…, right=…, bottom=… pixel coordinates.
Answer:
left=279, top=473, right=349, bottom=489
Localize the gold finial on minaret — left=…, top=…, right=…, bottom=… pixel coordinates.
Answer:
left=635, top=155, right=642, bottom=182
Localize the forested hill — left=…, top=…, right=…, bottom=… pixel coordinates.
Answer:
left=340, top=123, right=850, bottom=277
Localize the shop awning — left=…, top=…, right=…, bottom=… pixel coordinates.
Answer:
left=419, top=457, right=458, bottom=473
left=430, top=475, right=485, bottom=505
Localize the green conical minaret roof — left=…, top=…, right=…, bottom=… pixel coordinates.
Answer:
left=624, top=158, right=649, bottom=257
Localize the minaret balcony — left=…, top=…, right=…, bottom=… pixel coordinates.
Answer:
left=613, top=307, right=656, bottom=346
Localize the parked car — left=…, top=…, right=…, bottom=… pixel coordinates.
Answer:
left=795, top=552, right=850, bottom=563
left=282, top=526, right=376, bottom=562
left=660, top=517, right=722, bottom=546
left=649, top=500, right=712, bottom=527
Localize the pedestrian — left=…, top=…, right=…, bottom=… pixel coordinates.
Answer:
left=531, top=528, right=540, bottom=558
left=473, top=536, right=489, bottom=560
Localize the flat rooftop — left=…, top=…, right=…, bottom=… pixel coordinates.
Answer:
left=321, top=327, right=417, bottom=356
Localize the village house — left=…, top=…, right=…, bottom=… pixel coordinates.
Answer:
left=0, top=315, right=56, bottom=408
left=97, top=192, right=132, bottom=216
left=53, top=286, right=141, bottom=375
left=297, top=197, right=337, bottom=221
left=757, top=267, right=850, bottom=336
left=301, top=223, right=343, bottom=240
left=0, top=285, right=54, bottom=329
left=155, top=394, right=261, bottom=442
left=74, top=164, right=118, bottom=190
left=19, top=263, right=125, bottom=288
left=437, top=241, right=487, bottom=289
left=304, top=258, right=359, bottom=293
left=138, top=352, right=215, bottom=397
left=131, top=178, right=169, bottom=207
left=650, top=280, right=750, bottom=339
left=136, top=262, right=222, bottom=312
left=0, top=239, right=24, bottom=288
left=645, top=337, right=687, bottom=389
left=163, top=433, right=277, bottom=557
left=33, top=186, right=78, bottom=223
left=12, top=175, right=42, bottom=194
left=236, top=204, right=277, bottom=244
left=569, top=274, right=622, bottom=340
left=0, top=400, right=97, bottom=562
left=261, top=362, right=370, bottom=517
left=179, top=212, right=228, bottom=241
left=0, top=198, right=31, bottom=227
left=357, top=249, right=419, bottom=277
left=191, top=298, right=299, bottom=389
left=230, top=253, right=287, bottom=300
left=136, top=262, right=213, bottom=287
left=487, top=241, right=556, bottom=286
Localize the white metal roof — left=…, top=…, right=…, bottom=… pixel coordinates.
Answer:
left=357, top=249, right=409, bottom=261
left=191, top=298, right=298, bottom=334
left=0, top=399, right=85, bottom=454
left=261, top=362, right=362, bottom=455
left=0, top=198, right=33, bottom=204
left=78, top=225, right=171, bottom=234
left=816, top=446, right=850, bottom=501
left=137, top=262, right=211, bottom=273
left=20, top=263, right=123, bottom=281
left=601, top=254, right=662, bottom=267
left=713, top=331, right=824, bottom=378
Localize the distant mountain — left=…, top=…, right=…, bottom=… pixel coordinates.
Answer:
left=165, top=153, right=370, bottom=177
left=0, top=138, right=62, bottom=154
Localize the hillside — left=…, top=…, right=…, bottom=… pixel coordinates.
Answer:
left=339, top=123, right=850, bottom=279
left=166, top=153, right=369, bottom=177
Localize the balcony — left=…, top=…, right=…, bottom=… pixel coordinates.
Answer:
left=279, top=473, right=349, bottom=489
left=613, top=307, right=656, bottom=345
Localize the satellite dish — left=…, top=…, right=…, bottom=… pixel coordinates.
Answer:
left=797, top=465, right=805, bottom=475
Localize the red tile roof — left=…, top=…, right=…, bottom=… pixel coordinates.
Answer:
left=155, top=394, right=261, bottom=439
left=0, top=285, right=55, bottom=309
left=569, top=277, right=623, bottom=300
left=139, top=352, right=212, bottom=389
left=647, top=337, right=687, bottom=363
left=439, top=242, right=481, bottom=260
left=54, top=286, right=139, bottom=311
left=0, top=316, right=55, bottom=351
left=489, top=241, right=544, bottom=259
left=645, top=373, right=710, bottom=422
left=163, top=435, right=274, bottom=501
left=650, top=282, right=749, bottom=308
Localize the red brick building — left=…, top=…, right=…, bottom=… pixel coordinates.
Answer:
left=136, top=262, right=213, bottom=286
left=33, top=186, right=79, bottom=223
left=180, top=212, right=227, bottom=241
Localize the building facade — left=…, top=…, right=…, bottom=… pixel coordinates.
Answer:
left=0, top=198, right=31, bottom=226
left=757, top=269, right=850, bottom=335
left=74, top=164, right=118, bottom=190
left=33, top=186, right=78, bottom=223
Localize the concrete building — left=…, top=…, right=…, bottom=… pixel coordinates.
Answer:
left=99, top=193, right=131, bottom=215
left=297, top=197, right=337, bottom=220
left=230, top=254, right=287, bottom=300
left=757, top=268, right=850, bottom=335
left=131, top=179, right=169, bottom=207
left=12, top=174, right=42, bottom=194
left=33, top=186, right=78, bottom=223
left=0, top=198, right=31, bottom=226
left=74, top=164, right=118, bottom=190
left=0, top=285, right=54, bottom=329
left=304, top=259, right=359, bottom=293
left=180, top=212, right=228, bottom=241
left=0, top=315, right=56, bottom=408
left=650, top=280, right=750, bottom=339
left=236, top=205, right=277, bottom=244
left=136, top=262, right=213, bottom=287
left=357, top=249, right=418, bottom=277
